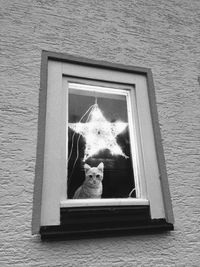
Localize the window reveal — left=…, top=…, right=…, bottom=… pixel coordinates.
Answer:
left=32, top=52, right=174, bottom=238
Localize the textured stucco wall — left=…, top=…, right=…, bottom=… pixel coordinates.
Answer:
left=0, top=0, right=200, bottom=266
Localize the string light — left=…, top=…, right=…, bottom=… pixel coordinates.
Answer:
left=69, top=104, right=128, bottom=161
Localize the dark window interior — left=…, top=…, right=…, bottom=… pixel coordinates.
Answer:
left=67, top=86, right=135, bottom=199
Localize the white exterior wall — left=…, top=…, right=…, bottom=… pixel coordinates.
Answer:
left=0, top=0, right=200, bottom=266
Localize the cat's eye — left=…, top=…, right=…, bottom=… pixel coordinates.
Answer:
left=96, top=174, right=100, bottom=178
left=89, top=175, right=93, bottom=178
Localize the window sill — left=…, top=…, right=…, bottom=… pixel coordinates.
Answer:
left=60, top=198, right=149, bottom=208
left=40, top=204, right=173, bottom=240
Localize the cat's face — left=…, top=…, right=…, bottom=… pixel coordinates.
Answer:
left=84, top=162, right=104, bottom=187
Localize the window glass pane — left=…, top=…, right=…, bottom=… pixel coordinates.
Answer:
left=67, top=83, right=135, bottom=199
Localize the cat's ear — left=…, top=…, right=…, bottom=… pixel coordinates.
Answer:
left=97, top=162, right=104, bottom=171
left=84, top=163, right=91, bottom=172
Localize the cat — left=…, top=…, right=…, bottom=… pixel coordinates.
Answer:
left=73, top=162, right=104, bottom=199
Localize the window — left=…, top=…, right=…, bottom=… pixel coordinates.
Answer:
left=32, top=51, right=174, bottom=239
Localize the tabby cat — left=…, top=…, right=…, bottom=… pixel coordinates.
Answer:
left=73, top=162, right=104, bottom=199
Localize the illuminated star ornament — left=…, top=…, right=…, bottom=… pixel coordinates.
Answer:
left=68, top=104, right=129, bottom=161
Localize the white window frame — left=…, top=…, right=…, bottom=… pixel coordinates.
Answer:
left=65, top=80, right=144, bottom=202
left=32, top=51, right=174, bottom=235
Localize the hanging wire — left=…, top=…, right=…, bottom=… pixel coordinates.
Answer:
left=68, top=103, right=96, bottom=163
left=128, top=187, right=136, bottom=198
left=67, top=103, right=97, bottom=185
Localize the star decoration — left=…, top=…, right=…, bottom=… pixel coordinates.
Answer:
left=68, top=104, right=129, bottom=161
